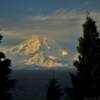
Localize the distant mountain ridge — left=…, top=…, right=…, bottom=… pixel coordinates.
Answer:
left=2, top=35, right=68, bottom=69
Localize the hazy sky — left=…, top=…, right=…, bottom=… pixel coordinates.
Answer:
left=0, top=0, right=99, bottom=44
left=0, top=0, right=100, bottom=68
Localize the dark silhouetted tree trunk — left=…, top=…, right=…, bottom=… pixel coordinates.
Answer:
left=0, top=35, right=16, bottom=100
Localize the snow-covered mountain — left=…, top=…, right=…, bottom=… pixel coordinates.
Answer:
left=2, top=35, right=68, bottom=69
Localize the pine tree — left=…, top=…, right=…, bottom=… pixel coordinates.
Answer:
left=64, top=73, right=76, bottom=100
left=46, top=78, right=63, bottom=100
left=0, top=35, right=16, bottom=100
left=72, top=16, right=100, bottom=100
left=65, top=87, right=73, bottom=100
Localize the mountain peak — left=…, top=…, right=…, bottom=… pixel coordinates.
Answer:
left=2, top=35, right=68, bottom=69
left=20, top=35, right=41, bottom=55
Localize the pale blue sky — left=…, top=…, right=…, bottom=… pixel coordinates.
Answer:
left=0, top=0, right=100, bottom=18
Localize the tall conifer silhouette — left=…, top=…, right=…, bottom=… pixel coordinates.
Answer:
left=71, top=16, right=100, bottom=100
left=47, top=78, right=63, bottom=100
left=0, top=35, right=16, bottom=100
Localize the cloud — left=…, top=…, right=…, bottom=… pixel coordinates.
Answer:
left=1, top=10, right=100, bottom=40
left=73, top=53, right=79, bottom=61
left=0, top=9, right=100, bottom=69
left=1, top=10, right=100, bottom=52
left=83, top=0, right=91, bottom=5
left=60, top=48, right=68, bottom=57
